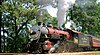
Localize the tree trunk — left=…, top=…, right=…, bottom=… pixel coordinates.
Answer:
left=0, top=0, right=3, bottom=53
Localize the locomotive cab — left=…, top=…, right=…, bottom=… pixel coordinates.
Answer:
left=66, top=29, right=92, bottom=51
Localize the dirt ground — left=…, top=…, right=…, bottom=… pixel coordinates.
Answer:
left=30, top=51, right=100, bottom=55
left=0, top=51, right=100, bottom=55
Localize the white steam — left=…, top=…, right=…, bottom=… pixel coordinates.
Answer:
left=37, top=0, right=76, bottom=28
left=57, top=0, right=76, bottom=28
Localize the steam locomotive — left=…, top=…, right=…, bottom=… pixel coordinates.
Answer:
left=25, top=22, right=100, bottom=53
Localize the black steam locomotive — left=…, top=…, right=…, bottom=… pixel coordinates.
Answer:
left=24, top=23, right=100, bottom=53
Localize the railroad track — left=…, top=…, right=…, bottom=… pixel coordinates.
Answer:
left=0, top=51, right=100, bottom=55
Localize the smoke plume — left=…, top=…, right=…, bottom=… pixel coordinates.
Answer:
left=37, top=0, right=76, bottom=28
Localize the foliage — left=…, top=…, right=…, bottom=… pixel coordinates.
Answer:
left=0, top=0, right=40, bottom=52
left=72, top=2, right=100, bottom=37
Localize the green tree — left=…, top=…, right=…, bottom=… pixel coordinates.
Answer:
left=72, top=2, right=100, bottom=38
left=0, top=0, right=40, bottom=52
